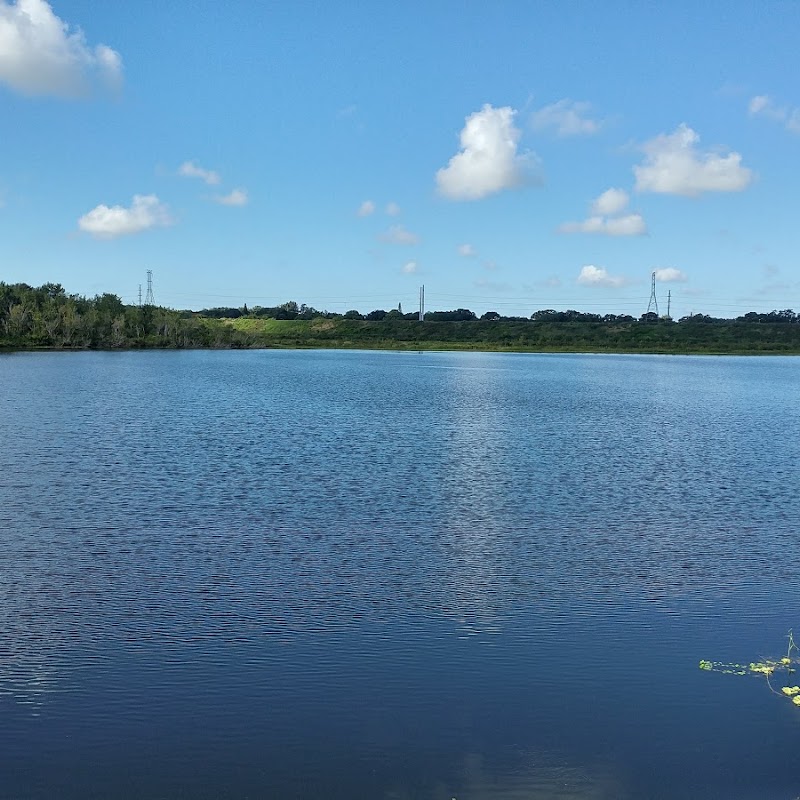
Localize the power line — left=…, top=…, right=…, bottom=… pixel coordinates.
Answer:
left=128, top=279, right=795, bottom=320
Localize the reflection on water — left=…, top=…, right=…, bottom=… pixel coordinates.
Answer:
left=384, top=751, right=622, bottom=799
left=439, top=353, right=511, bottom=639
left=1, top=350, right=800, bottom=799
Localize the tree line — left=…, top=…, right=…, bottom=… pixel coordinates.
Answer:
left=0, top=282, right=244, bottom=348
left=198, top=300, right=800, bottom=326
left=2, top=281, right=799, bottom=352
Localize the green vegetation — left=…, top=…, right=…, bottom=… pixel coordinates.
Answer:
left=0, top=282, right=246, bottom=349
left=3, top=281, right=800, bottom=353
left=700, top=631, right=800, bottom=708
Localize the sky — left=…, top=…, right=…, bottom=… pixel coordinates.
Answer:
left=1, top=0, right=799, bottom=318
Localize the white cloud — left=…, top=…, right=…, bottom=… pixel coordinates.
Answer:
left=591, top=187, right=628, bottom=216
left=0, top=0, right=122, bottom=97
left=216, top=188, right=248, bottom=206
left=78, top=194, right=173, bottom=239
left=559, top=218, right=603, bottom=234
left=603, top=214, right=647, bottom=236
left=749, top=95, right=771, bottom=115
left=436, top=104, right=538, bottom=200
left=178, top=161, right=220, bottom=185
left=530, top=99, right=601, bottom=136
left=577, top=265, right=628, bottom=288
left=357, top=200, right=375, bottom=217
left=559, top=214, right=644, bottom=236
left=401, top=261, right=418, bottom=274
left=654, top=267, right=687, bottom=282
left=559, top=188, right=646, bottom=237
left=748, top=94, right=800, bottom=134
left=779, top=112, right=800, bottom=136
left=385, top=201, right=400, bottom=216
left=379, top=224, right=419, bottom=245
left=634, top=124, right=753, bottom=196
left=457, top=243, right=476, bottom=257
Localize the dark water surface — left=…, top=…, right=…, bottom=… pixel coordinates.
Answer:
left=1, top=350, right=799, bottom=799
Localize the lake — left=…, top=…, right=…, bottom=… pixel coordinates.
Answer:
left=1, top=349, right=799, bottom=799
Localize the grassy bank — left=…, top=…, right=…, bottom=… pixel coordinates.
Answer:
left=224, top=317, right=800, bottom=355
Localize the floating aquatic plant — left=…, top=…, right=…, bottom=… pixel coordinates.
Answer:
left=700, top=630, right=799, bottom=708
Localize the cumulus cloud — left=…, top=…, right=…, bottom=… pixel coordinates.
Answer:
left=457, top=243, right=476, bottom=257
left=357, top=200, right=375, bottom=217
left=591, top=187, right=629, bottom=216
left=654, top=267, right=687, bottom=282
left=749, top=95, right=770, bottom=115
left=385, top=202, right=400, bottom=216
left=0, top=0, right=122, bottom=97
left=401, top=261, right=418, bottom=274
left=178, top=161, right=220, bottom=185
left=78, top=194, right=173, bottom=239
left=748, top=94, right=800, bottom=134
left=530, top=99, right=601, bottom=136
left=559, top=214, right=646, bottom=236
left=634, top=124, right=753, bottom=196
left=577, top=265, right=628, bottom=288
left=379, top=224, right=419, bottom=245
left=559, top=187, right=646, bottom=236
left=603, top=214, right=647, bottom=236
left=436, top=104, right=538, bottom=200
left=215, top=188, right=248, bottom=206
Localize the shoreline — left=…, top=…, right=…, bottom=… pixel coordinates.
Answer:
left=3, top=342, right=800, bottom=356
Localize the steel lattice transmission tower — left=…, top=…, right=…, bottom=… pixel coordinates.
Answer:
left=646, top=271, right=659, bottom=317
left=144, top=270, right=155, bottom=306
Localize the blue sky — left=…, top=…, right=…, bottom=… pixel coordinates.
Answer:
left=1, top=0, right=799, bottom=317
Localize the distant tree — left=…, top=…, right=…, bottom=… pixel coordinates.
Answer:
left=199, top=307, right=241, bottom=318
left=366, top=309, right=387, bottom=321
left=531, top=309, right=601, bottom=322
left=481, top=311, right=501, bottom=321
left=296, top=303, right=323, bottom=319
left=42, top=282, right=66, bottom=300
left=425, top=308, right=476, bottom=321
left=94, top=293, right=125, bottom=317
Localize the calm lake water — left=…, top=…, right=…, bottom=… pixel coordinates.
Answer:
left=1, top=349, right=799, bottom=799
